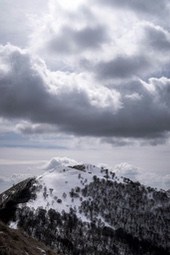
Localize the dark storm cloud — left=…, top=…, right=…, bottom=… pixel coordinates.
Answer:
left=16, top=123, right=58, bottom=135
left=0, top=49, right=48, bottom=119
left=102, top=137, right=135, bottom=147
left=0, top=45, right=119, bottom=131
left=1, top=45, right=170, bottom=143
left=96, top=55, right=149, bottom=80
left=97, top=0, right=168, bottom=17
left=103, top=133, right=170, bottom=147
left=48, top=25, right=108, bottom=54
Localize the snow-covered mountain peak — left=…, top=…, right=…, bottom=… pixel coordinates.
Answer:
left=28, top=163, right=107, bottom=214
left=1, top=159, right=169, bottom=255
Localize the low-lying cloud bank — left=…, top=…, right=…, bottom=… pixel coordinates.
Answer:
left=114, top=162, right=170, bottom=190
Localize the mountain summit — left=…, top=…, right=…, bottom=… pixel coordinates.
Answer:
left=0, top=161, right=169, bottom=255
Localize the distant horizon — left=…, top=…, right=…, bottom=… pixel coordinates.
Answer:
left=0, top=148, right=170, bottom=193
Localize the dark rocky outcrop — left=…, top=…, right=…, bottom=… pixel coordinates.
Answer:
left=0, top=178, right=36, bottom=223
left=0, top=221, right=59, bottom=255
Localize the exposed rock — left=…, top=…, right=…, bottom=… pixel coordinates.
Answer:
left=0, top=221, right=60, bottom=255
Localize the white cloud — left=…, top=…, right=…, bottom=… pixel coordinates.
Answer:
left=0, top=0, right=48, bottom=48
left=114, top=162, right=170, bottom=190
left=114, top=162, right=140, bottom=181
left=44, top=157, right=79, bottom=170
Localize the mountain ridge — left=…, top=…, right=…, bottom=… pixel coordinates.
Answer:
left=0, top=162, right=169, bottom=255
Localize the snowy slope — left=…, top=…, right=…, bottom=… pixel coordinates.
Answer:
left=26, top=158, right=115, bottom=220
left=1, top=157, right=169, bottom=255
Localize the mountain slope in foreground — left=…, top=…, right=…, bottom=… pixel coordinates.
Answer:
left=0, top=159, right=170, bottom=255
left=0, top=220, right=60, bottom=255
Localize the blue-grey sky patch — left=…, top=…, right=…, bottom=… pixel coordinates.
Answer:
left=95, top=54, right=149, bottom=80
left=143, top=24, right=170, bottom=52
left=48, top=25, right=108, bottom=54
left=97, top=0, right=169, bottom=19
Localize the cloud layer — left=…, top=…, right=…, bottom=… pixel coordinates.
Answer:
left=0, top=43, right=170, bottom=144
left=0, top=0, right=170, bottom=146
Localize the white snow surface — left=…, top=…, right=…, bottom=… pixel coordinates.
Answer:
left=9, top=221, right=18, bottom=229
left=36, top=247, right=46, bottom=255
left=26, top=163, right=113, bottom=221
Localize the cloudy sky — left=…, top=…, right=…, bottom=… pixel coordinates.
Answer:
left=0, top=0, right=170, bottom=190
